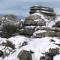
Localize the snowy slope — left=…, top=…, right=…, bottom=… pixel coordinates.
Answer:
left=0, top=35, right=59, bottom=60
left=8, top=35, right=29, bottom=48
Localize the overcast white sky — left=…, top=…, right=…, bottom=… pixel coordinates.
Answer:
left=0, top=0, right=60, bottom=16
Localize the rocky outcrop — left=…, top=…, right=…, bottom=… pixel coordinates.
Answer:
left=2, top=15, right=22, bottom=28
left=2, top=40, right=15, bottom=49
left=0, top=6, right=58, bottom=38
left=24, top=13, right=46, bottom=26
left=33, top=31, right=60, bottom=38
left=19, top=27, right=35, bottom=37
left=18, top=50, right=32, bottom=60
left=29, top=5, right=56, bottom=17
left=0, top=14, right=22, bottom=38
left=23, top=5, right=57, bottom=37
left=33, top=26, right=60, bottom=38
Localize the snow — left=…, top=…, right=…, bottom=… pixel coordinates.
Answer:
left=25, top=26, right=36, bottom=29
left=31, top=13, right=45, bottom=19
left=55, top=16, right=60, bottom=22
left=34, top=19, right=40, bottom=22
left=31, top=12, right=55, bottom=28
left=22, top=37, right=59, bottom=52
left=33, top=30, right=46, bottom=36
left=0, top=57, right=3, bottom=60
left=41, top=10, right=53, bottom=13
left=0, top=36, right=58, bottom=59
left=4, top=49, right=20, bottom=60
left=32, top=52, right=43, bottom=60
left=34, top=30, right=46, bottom=34
left=54, top=54, right=60, bottom=60
left=0, top=37, right=7, bottom=50
left=8, top=35, right=29, bottom=48
left=46, top=20, right=55, bottom=27
left=0, top=37, right=7, bottom=44
left=0, top=35, right=60, bottom=60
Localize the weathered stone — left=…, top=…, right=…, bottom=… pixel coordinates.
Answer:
left=33, top=31, right=60, bottom=38
left=24, top=14, right=46, bottom=26
left=0, top=15, right=22, bottom=37
left=0, top=50, right=3, bottom=57
left=53, top=21, right=60, bottom=27
left=40, top=56, right=45, bottom=60
left=50, top=39, right=55, bottom=42
left=19, top=27, right=34, bottom=36
left=45, top=55, right=51, bottom=60
left=18, top=50, right=32, bottom=60
left=29, top=5, right=56, bottom=16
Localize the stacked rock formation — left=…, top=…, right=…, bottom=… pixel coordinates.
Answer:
left=23, top=5, right=60, bottom=37
left=30, top=5, right=56, bottom=19
left=0, top=5, right=60, bottom=38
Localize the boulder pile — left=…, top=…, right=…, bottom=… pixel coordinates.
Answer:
left=0, top=5, right=60, bottom=38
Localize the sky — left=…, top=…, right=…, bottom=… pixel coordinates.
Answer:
left=0, top=0, right=60, bottom=17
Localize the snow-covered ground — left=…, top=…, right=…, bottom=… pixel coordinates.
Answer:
left=0, top=35, right=60, bottom=60
left=54, top=54, right=60, bottom=60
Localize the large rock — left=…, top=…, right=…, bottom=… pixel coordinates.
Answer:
left=33, top=30, right=60, bottom=38
left=29, top=5, right=56, bottom=16
left=0, top=50, right=3, bottom=57
left=18, top=50, right=32, bottom=60
left=19, top=27, right=34, bottom=37
left=24, top=13, right=46, bottom=26
left=3, top=14, right=22, bottom=28
left=0, top=15, right=22, bottom=37
left=53, top=21, right=60, bottom=27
